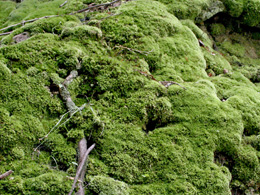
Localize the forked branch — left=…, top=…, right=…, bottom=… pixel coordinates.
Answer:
left=68, top=143, right=95, bottom=195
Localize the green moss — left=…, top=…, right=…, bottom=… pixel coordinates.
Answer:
left=61, top=25, right=102, bottom=40
left=2, top=0, right=67, bottom=27
left=157, top=0, right=211, bottom=20
left=181, top=19, right=212, bottom=46
left=0, top=0, right=16, bottom=26
left=87, top=176, right=130, bottom=195
left=220, top=41, right=245, bottom=57
left=242, top=0, right=260, bottom=26
left=0, top=61, right=11, bottom=80
left=24, top=172, right=71, bottom=195
left=244, top=135, right=260, bottom=151
left=221, top=0, right=244, bottom=17
left=203, top=49, right=231, bottom=75
left=1, top=0, right=260, bottom=194
left=210, top=23, right=226, bottom=36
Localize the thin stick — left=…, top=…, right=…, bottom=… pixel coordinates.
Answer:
left=76, top=138, right=87, bottom=195
left=39, top=110, right=70, bottom=141
left=0, top=170, right=13, bottom=180
left=0, top=15, right=58, bottom=32
left=0, top=0, right=125, bottom=34
left=0, top=31, right=13, bottom=36
left=115, top=45, right=153, bottom=56
left=159, top=81, right=186, bottom=89
left=69, top=0, right=121, bottom=15
left=59, top=0, right=68, bottom=7
left=33, top=105, right=86, bottom=152
left=68, top=143, right=95, bottom=195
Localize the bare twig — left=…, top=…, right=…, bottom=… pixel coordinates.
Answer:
left=38, top=110, right=70, bottom=141
left=76, top=138, right=87, bottom=195
left=51, top=156, right=58, bottom=169
left=0, top=0, right=126, bottom=35
left=68, top=143, right=95, bottom=195
left=69, top=0, right=121, bottom=15
left=159, top=81, right=186, bottom=89
left=0, top=15, right=58, bottom=32
left=85, top=12, right=122, bottom=25
left=115, top=45, right=153, bottom=56
left=59, top=0, right=68, bottom=7
left=134, top=69, right=186, bottom=89
left=0, top=31, right=13, bottom=36
left=33, top=104, right=86, bottom=152
left=0, top=170, right=13, bottom=180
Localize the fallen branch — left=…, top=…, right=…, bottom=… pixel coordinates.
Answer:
left=85, top=12, right=122, bottom=24
left=134, top=69, right=157, bottom=81
left=115, top=45, right=153, bottom=56
left=76, top=138, right=87, bottom=195
left=159, top=81, right=186, bottom=89
left=59, top=0, right=67, bottom=7
left=69, top=0, right=121, bottom=15
left=0, top=170, right=13, bottom=180
left=0, top=31, right=13, bottom=36
left=68, top=143, right=95, bottom=195
left=0, top=0, right=123, bottom=33
left=63, top=70, right=78, bottom=87
left=0, top=15, right=58, bottom=32
left=134, top=69, right=186, bottom=89
left=59, top=70, right=79, bottom=114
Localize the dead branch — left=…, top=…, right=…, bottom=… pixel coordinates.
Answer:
left=68, top=143, right=95, bottom=195
left=59, top=70, right=79, bottom=114
left=0, top=15, right=58, bottom=32
left=63, top=70, right=78, bottom=87
left=115, top=45, right=153, bottom=56
left=198, top=39, right=216, bottom=56
left=59, top=0, right=68, bottom=7
left=0, top=170, right=13, bottom=180
left=69, top=0, right=121, bottom=15
left=159, top=81, right=186, bottom=89
left=0, top=0, right=126, bottom=35
left=134, top=69, right=157, bottom=81
left=85, top=12, right=122, bottom=24
left=0, top=31, right=13, bottom=36
left=76, top=138, right=87, bottom=195
left=134, top=69, right=186, bottom=89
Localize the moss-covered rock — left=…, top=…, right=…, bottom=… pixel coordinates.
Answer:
left=1, top=0, right=260, bottom=194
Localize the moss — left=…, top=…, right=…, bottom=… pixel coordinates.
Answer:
left=221, top=0, right=244, bottom=17
left=0, top=61, right=11, bottom=80
left=220, top=41, right=245, bottom=57
left=2, top=0, right=67, bottom=27
left=1, top=0, right=260, bottom=194
left=196, top=0, right=225, bottom=22
left=157, top=0, right=211, bottom=20
left=11, top=147, right=25, bottom=160
left=61, top=25, right=102, bottom=40
left=87, top=176, right=130, bottom=195
left=203, top=49, right=232, bottom=75
left=181, top=19, right=213, bottom=46
left=24, top=172, right=71, bottom=195
left=0, top=0, right=16, bottom=26
left=210, top=23, right=226, bottom=36
left=242, top=0, right=260, bottom=26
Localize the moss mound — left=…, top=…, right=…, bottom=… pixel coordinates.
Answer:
left=1, top=0, right=260, bottom=194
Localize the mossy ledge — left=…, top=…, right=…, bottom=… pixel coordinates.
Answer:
left=1, top=0, right=260, bottom=194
